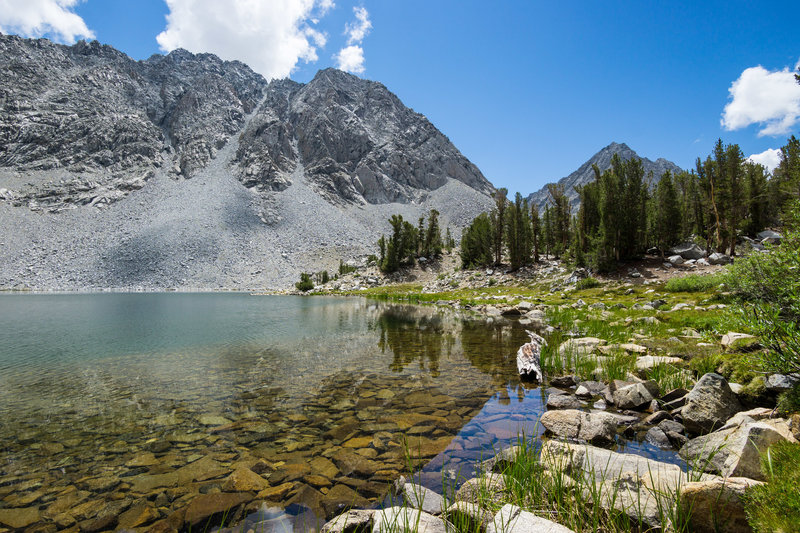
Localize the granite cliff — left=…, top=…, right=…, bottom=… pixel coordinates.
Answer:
left=0, top=34, right=493, bottom=289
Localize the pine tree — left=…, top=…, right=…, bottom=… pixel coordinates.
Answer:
left=460, top=213, right=493, bottom=268
left=506, top=193, right=532, bottom=270
left=491, top=188, right=508, bottom=265
left=546, top=184, right=570, bottom=259
left=774, top=135, right=800, bottom=218
left=423, top=209, right=443, bottom=258
left=542, top=206, right=554, bottom=259
left=652, top=170, right=682, bottom=254
left=530, top=203, right=541, bottom=262
left=744, top=161, right=770, bottom=235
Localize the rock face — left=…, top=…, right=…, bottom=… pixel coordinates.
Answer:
left=681, top=373, right=743, bottom=435
left=1, top=35, right=265, bottom=210
left=0, top=34, right=494, bottom=290
left=236, top=69, right=492, bottom=204
left=527, top=142, right=682, bottom=212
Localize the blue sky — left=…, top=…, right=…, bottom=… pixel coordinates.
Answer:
left=2, top=0, right=799, bottom=196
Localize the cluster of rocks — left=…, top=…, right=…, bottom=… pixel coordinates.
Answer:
left=0, top=366, right=502, bottom=533
left=319, top=475, right=576, bottom=533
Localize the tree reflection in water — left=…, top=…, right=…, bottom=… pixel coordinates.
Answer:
left=372, top=304, right=530, bottom=378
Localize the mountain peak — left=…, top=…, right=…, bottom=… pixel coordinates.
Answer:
left=527, top=143, right=682, bottom=211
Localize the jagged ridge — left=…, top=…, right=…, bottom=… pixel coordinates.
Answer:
left=527, top=142, right=682, bottom=212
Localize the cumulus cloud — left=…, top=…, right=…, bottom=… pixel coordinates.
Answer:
left=748, top=148, right=782, bottom=172
left=0, top=0, right=94, bottom=43
left=722, top=60, right=800, bottom=136
left=156, top=0, right=333, bottom=80
left=335, top=6, right=370, bottom=74
left=335, top=45, right=365, bottom=74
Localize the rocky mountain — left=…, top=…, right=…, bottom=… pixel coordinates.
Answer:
left=527, top=142, right=682, bottom=212
left=0, top=34, right=494, bottom=290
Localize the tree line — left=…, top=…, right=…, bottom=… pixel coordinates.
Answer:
left=460, top=135, right=800, bottom=272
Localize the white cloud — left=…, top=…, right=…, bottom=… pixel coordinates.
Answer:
left=721, top=60, right=800, bottom=136
left=335, top=44, right=365, bottom=74
left=0, top=0, right=94, bottom=43
left=156, top=0, right=334, bottom=80
left=748, top=148, right=782, bottom=172
left=335, top=6, right=370, bottom=74
left=345, top=6, right=371, bottom=44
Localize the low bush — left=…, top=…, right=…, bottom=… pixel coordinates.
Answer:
left=575, top=276, right=601, bottom=290
left=665, top=273, right=724, bottom=293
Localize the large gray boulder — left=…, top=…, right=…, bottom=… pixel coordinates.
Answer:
left=540, top=409, right=617, bottom=444
left=679, top=419, right=797, bottom=480
left=400, top=483, right=444, bottom=515
left=443, top=502, right=491, bottom=533
left=540, top=441, right=696, bottom=528
left=669, top=242, right=707, bottom=260
left=372, top=507, right=455, bottom=533
left=681, top=373, right=743, bottom=434
left=487, top=504, right=575, bottom=533
left=679, top=477, right=763, bottom=533
left=612, top=381, right=659, bottom=410
left=708, top=252, right=732, bottom=265
left=321, top=509, right=375, bottom=533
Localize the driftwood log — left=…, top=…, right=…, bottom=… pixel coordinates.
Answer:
left=516, top=330, right=546, bottom=381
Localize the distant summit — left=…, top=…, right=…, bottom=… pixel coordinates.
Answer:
left=527, top=142, right=682, bottom=212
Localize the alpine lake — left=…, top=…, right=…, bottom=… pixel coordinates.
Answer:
left=0, top=293, right=674, bottom=532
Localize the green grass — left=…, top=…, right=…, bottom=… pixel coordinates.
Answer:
left=664, top=272, right=725, bottom=293
left=644, top=363, right=694, bottom=392
left=744, top=441, right=800, bottom=533
left=470, top=435, right=697, bottom=533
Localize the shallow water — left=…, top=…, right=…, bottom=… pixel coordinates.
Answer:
left=0, top=294, right=677, bottom=531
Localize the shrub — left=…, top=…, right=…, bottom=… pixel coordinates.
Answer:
left=776, top=384, right=800, bottom=415
left=665, top=272, right=724, bottom=292
left=575, top=276, right=601, bottom=290
left=743, top=441, right=800, bottom=532
left=727, top=202, right=800, bottom=374
left=339, top=260, right=357, bottom=276
left=295, top=273, right=314, bottom=292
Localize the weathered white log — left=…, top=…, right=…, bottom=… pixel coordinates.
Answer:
left=517, top=330, right=546, bottom=381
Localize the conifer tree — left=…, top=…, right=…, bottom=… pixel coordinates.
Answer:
left=491, top=188, right=508, bottom=265
left=744, top=161, right=770, bottom=235
left=530, top=203, right=541, bottom=262
left=423, top=209, right=443, bottom=258
left=460, top=213, right=493, bottom=268
left=546, top=184, right=570, bottom=258
left=506, top=192, right=532, bottom=270
left=652, top=170, right=682, bottom=254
